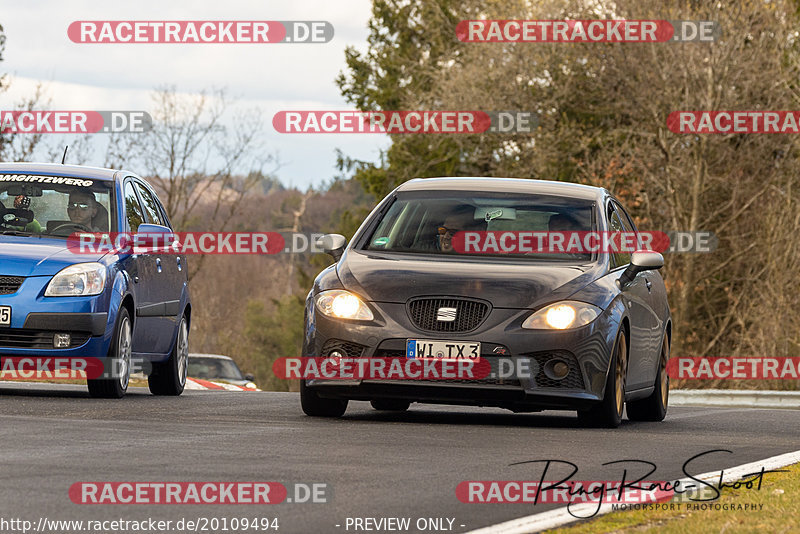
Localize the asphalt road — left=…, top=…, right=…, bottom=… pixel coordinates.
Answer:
left=1, top=383, right=799, bottom=534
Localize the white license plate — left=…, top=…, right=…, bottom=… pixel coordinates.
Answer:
left=406, top=339, right=480, bottom=360
left=0, top=306, right=10, bottom=326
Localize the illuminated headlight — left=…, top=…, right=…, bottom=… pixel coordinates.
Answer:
left=45, top=263, right=107, bottom=297
left=315, top=290, right=374, bottom=321
left=522, top=301, right=601, bottom=330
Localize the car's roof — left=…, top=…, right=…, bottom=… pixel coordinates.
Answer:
left=396, top=177, right=606, bottom=201
left=188, top=353, right=234, bottom=361
left=0, top=162, right=122, bottom=181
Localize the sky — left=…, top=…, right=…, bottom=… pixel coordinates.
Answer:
left=0, top=0, right=390, bottom=189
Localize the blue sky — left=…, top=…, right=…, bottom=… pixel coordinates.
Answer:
left=0, top=0, right=389, bottom=189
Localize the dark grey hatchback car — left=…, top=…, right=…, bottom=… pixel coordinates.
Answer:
left=302, top=178, right=671, bottom=427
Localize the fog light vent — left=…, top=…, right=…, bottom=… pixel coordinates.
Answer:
left=544, top=359, right=570, bottom=380
left=53, top=333, right=71, bottom=349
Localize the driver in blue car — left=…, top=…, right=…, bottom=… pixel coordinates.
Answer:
left=67, top=191, right=108, bottom=231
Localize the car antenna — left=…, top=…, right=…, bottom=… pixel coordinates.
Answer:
left=61, top=145, right=69, bottom=164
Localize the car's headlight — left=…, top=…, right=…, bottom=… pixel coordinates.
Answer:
left=522, top=300, right=602, bottom=330
left=45, top=263, right=107, bottom=297
left=315, top=290, right=374, bottom=321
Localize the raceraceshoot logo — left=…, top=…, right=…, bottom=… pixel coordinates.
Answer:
left=0, top=174, right=94, bottom=187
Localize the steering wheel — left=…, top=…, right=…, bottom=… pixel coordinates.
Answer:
left=50, top=222, right=93, bottom=235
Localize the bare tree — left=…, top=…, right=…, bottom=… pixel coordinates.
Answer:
left=105, top=86, right=279, bottom=278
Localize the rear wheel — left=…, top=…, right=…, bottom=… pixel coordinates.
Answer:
left=148, top=316, right=188, bottom=396
left=300, top=380, right=348, bottom=417
left=578, top=329, right=627, bottom=428
left=627, top=332, right=669, bottom=422
left=87, top=308, right=131, bottom=399
left=370, top=399, right=411, bottom=412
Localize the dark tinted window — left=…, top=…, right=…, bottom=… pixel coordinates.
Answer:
left=134, top=182, right=166, bottom=227
left=607, top=204, right=631, bottom=267
left=123, top=181, right=145, bottom=232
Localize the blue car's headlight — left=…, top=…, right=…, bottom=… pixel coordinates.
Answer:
left=522, top=300, right=602, bottom=330
left=315, top=290, right=374, bottom=321
left=45, top=263, right=107, bottom=297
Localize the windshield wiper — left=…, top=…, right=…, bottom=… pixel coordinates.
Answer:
left=0, top=229, right=36, bottom=236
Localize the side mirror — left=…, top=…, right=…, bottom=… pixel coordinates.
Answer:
left=617, top=251, right=663, bottom=288
left=315, top=233, right=347, bottom=261
left=136, top=223, right=177, bottom=246
left=244, top=373, right=255, bottom=381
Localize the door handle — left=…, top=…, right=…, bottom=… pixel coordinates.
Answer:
left=156, top=258, right=162, bottom=273
left=645, top=279, right=652, bottom=292
left=176, top=256, right=182, bottom=272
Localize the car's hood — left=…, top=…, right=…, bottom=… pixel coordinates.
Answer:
left=0, top=235, right=106, bottom=277
left=337, top=250, right=603, bottom=309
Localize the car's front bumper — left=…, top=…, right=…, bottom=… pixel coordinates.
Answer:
left=0, top=275, right=113, bottom=358
left=303, top=299, right=620, bottom=411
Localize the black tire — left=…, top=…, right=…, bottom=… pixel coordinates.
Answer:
left=578, top=329, right=627, bottom=428
left=300, top=380, right=348, bottom=417
left=87, top=308, right=131, bottom=399
left=627, top=332, right=669, bottom=422
left=370, top=399, right=411, bottom=412
left=148, top=315, right=188, bottom=396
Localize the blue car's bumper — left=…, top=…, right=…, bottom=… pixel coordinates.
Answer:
left=0, top=275, right=115, bottom=358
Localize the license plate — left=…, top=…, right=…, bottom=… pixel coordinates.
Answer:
left=406, top=339, right=480, bottom=360
left=0, top=306, right=10, bottom=326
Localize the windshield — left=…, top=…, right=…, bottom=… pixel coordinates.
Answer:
left=188, top=358, right=245, bottom=381
left=363, top=191, right=596, bottom=261
left=0, top=175, right=114, bottom=237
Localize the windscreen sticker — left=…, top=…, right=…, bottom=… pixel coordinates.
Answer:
left=0, top=174, right=94, bottom=187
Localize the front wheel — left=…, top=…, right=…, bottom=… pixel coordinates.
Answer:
left=578, top=328, right=627, bottom=428
left=148, top=315, right=189, bottom=396
left=300, top=380, right=348, bottom=417
left=627, top=332, right=669, bottom=422
left=87, top=308, right=131, bottom=399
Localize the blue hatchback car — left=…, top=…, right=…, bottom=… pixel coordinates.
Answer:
left=0, top=163, right=191, bottom=398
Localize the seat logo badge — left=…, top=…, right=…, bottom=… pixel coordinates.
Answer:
left=436, top=307, right=457, bottom=322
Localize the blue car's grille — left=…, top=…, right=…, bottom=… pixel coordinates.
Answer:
left=0, top=329, right=91, bottom=349
left=0, top=276, right=24, bottom=295
left=407, top=297, right=489, bottom=333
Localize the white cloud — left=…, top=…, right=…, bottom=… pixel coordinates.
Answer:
left=0, top=0, right=387, bottom=188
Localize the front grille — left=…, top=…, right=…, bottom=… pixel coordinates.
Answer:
left=0, top=329, right=91, bottom=349
left=320, top=338, right=366, bottom=358
left=0, top=276, right=24, bottom=295
left=524, top=351, right=585, bottom=389
left=407, top=297, right=489, bottom=333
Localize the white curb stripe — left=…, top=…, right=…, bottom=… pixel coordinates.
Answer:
left=464, top=449, right=800, bottom=534
left=670, top=389, right=800, bottom=409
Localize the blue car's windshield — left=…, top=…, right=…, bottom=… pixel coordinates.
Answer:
left=0, top=175, right=114, bottom=238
